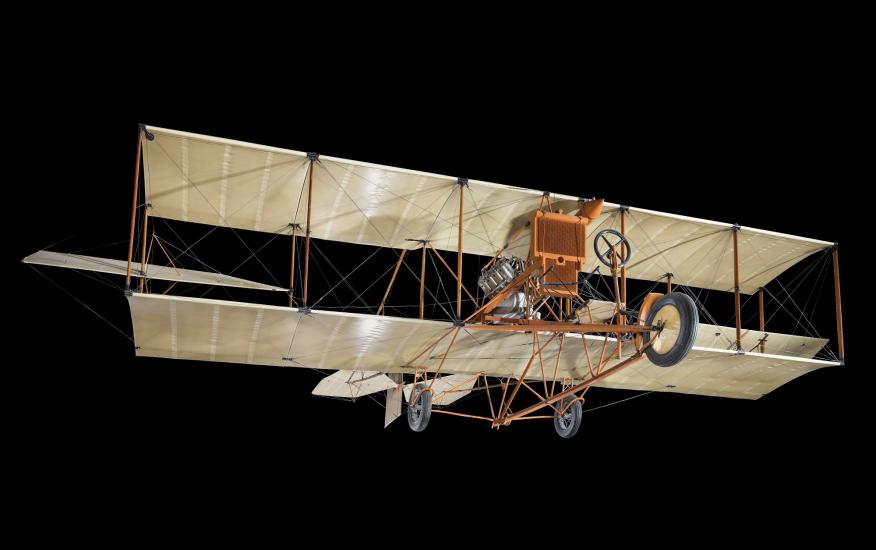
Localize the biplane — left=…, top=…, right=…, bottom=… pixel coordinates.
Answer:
left=22, top=125, right=845, bottom=437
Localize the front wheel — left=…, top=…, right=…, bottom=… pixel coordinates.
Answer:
left=642, top=292, right=699, bottom=367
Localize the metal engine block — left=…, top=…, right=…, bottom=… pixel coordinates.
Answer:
left=478, top=256, right=525, bottom=297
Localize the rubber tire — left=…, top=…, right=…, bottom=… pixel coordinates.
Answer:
left=553, top=396, right=582, bottom=439
left=407, top=383, right=432, bottom=432
left=642, top=292, right=699, bottom=368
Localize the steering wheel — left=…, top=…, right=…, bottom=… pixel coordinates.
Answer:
left=593, top=229, right=632, bottom=268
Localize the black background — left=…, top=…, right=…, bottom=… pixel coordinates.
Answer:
left=12, top=34, right=867, bottom=522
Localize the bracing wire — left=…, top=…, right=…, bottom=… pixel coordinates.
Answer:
left=29, top=265, right=134, bottom=343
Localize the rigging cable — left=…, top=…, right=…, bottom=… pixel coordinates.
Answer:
left=28, top=265, right=134, bottom=343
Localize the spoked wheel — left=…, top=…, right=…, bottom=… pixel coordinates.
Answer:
left=407, top=382, right=432, bottom=432
left=553, top=396, right=582, bottom=439
left=642, top=292, right=699, bottom=367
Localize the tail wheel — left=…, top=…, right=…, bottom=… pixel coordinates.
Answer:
left=553, top=396, right=582, bottom=439
left=642, top=292, right=699, bottom=367
left=407, top=382, right=432, bottom=432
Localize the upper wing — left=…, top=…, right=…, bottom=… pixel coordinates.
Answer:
left=563, top=206, right=828, bottom=294
left=142, top=125, right=831, bottom=294
left=127, top=293, right=839, bottom=400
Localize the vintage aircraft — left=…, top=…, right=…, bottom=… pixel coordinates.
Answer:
left=22, top=125, right=845, bottom=437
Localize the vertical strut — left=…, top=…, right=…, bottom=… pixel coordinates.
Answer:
left=303, top=158, right=314, bottom=306
left=620, top=208, right=627, bottom=306
left=457, top=183, right=464, bottom=319
left=125, top=128, right=143, bottom=290
left=289, top=226, right=297, bottom=307
left=758, top=287, right=765, bottom=353
left=612, top=250, right=622, bottom=359
left=832, top=246, right=844, bottom=362
left=138, top=210, right=149, bottom=293
left=732, top=226, right=742, bottom=351
left=666, top=273, right=672, bottom=293
left=420, top=242, right=426, bottom=320
left=377, top=248, right=408, bottom=316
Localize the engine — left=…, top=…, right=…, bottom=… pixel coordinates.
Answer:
left=478, top=256, right=525, bottom=297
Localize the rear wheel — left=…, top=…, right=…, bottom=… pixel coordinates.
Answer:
left=642, top=292, right=699, bottom=367
left=407, top=383, right=432, bottom=432
left=553, top=396, right=582, bottom=438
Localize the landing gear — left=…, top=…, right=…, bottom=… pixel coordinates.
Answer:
left=407, top=382, right=432, bottom=432
left=643, top=292, right=699, bottom=367
left=553, top=396, right=582, bottom=438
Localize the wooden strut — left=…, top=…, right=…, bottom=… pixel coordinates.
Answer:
left=758, top=287, right=765, bottom=353
left=153, top=236, right=178, bottom=273
left=482, top=374, right=496, bottom=420
left=138, top=210, right=149, bottom=293
left=483, top=224, right=528, bottom=271
left=620, top=208, right=627, bottom=306
left=153, top=237, right=180, bottom=295
left=457, top=182, right=464, bottom=319
left=534, top=332, right=550, bottom=397
left=501, top=341, right=653, bottom=424
left=431, top=410, right=494, bottom=422
left=420, top=242, right=427, bottom=320
left=426, top=328, right=460, bottom=391
left=519, top=380, right=562, bottom=415
left=496, top=378, right=511, bottom=425
left=303, top=159, right=314, bottom=306
left=733, top=226, right=742, bottom=350
left=612, top=248, right=622, bottom=359
left=145, top=232, right=156, bottom=274
left=406, top=326, right=456, bottom=367
left=377, top=248, right=408, bottom=316
left=548, top=334, right=565, bottom=398
left=125, top=129, right=143, bottom=290
left=464, top=322, right=654, bottom=334
left=448, top=381, right=505, bottom=393
left=833, top=247, right=844, bottom=361
left=289, top=227, right=297, bottom=307
left=667, top=273, right=673, bottom=293
left=580, top=332, right=596, bottom=379
left=595, top=334, right=609, bottom=377
left=537, top=299, right=562, bottom=322
left=426, top=242, right=477, bottom=306
left=436, top=372, right=482, bottom=394
left=496, top=333, right=560, bottom=421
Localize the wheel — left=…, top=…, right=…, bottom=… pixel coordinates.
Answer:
left=593, top=229, right=632, bottom=268
left=642, top=292, right=699, bottom=367
left=553, top=396, right=582, bottom=439
left=407, top=382, right=432, bottom=432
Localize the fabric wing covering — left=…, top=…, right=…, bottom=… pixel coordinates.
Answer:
left=142, top=126, right=832, bottom=294
left=23, top=250, right=287, bottom=292
left=312, top=370, right=398, bottom=399
left=403, top=374, right=479, bottom=406
left=128, top=294, right=839, bottom=400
